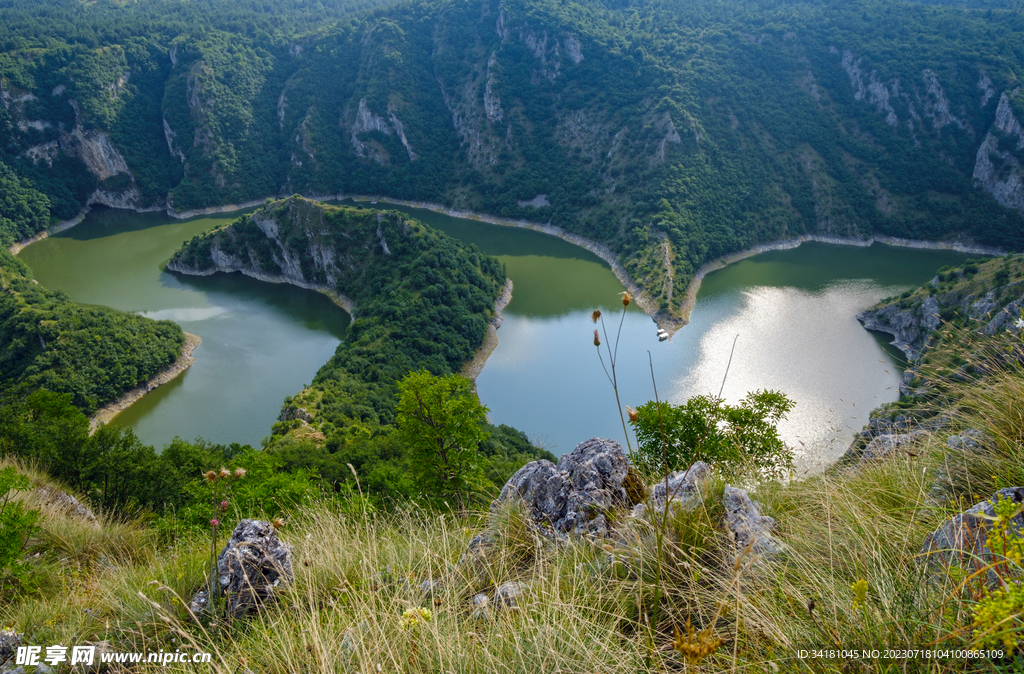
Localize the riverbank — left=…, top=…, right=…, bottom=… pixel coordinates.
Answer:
left=164, top=259, right=357, bottom=318
left=12, top=194, right=1009, bottom=337
left=462, top=278, right=514, bottom=382
left=88, top=332, right=201, bottom=432
left=676, top=233, right=1006, bottom=329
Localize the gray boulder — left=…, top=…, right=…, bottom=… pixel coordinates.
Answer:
left=0, top=631, right=20, bottom=665
left=947, top=430, right=991, bottom=454
left=190, top=519, right=294, bottom=619
left=858, top=430, right=928, bottom=465
left=493, top=438, right=636, bottom=536
left=921, top=487, right=1024, bottom=583
left=723, top=485, right=781, bottom=557
left=633, top=461, right=711, bottom=518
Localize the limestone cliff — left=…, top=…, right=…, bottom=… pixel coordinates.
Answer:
left=973, top=92, right=1024, bottom=212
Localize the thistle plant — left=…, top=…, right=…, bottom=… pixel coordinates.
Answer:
left=591, top=292, right=635, bottom=458
left=202, top=466, right=246, bottom=619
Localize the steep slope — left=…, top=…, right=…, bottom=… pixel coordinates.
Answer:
left=3, top=0, right=1024, bottom=324
left=858, top=253, right=1024, bottom=396
left=168, top=196, right=507, bottom=432
left=0, top=250, right=185, bottom=413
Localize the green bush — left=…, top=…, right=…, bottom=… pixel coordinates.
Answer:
left=631, top=391, right=795, bottom=480
left=0, top=466, right=40, bottom=587
left=396, top=369, right=490, bottom=509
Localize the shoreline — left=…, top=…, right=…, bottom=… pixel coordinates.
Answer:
left=12, top=193, right=1009, bottom=336
left=88, top=332, right=201, bottom=432
left=462, top=278, right=514, bottom=382
left=164, top=260, right=357, bottom=317
left=676, top=233, right=1005, bottom=330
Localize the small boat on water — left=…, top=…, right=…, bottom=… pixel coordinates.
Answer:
left=657, top=328, right=669, bottom=342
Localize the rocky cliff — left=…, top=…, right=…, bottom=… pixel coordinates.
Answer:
left=857, top=255, right=1024, bottom=394
left=973, top=91, right=1024, bottom=212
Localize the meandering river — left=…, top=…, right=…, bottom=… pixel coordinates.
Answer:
left=20, top=202, right=973, bottom=471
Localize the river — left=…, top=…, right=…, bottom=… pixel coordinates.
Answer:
left=19, top=202, right=974, bottom=471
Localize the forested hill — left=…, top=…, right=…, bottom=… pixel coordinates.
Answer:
left=0, top=250, right=184, bottom=413
left=3, top=0, right=1024, bottom=321
left=169, top=196, right=506, bottom=432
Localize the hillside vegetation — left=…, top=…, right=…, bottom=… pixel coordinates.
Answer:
left=0, top=250, right=184, bottom=413
left=170, top=196, right=550, bottom=501
left=2, top=0, right=1023, bottom=322
left=5, top=262, right=1024, bottom=671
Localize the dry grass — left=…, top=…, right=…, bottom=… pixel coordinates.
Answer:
left=5, top=355, right=1024, bottom=672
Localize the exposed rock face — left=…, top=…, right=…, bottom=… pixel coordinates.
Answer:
left=34, top=485, right=99, bottom=525
left=190, top=519, right=294, bottom=619
left=632, top=461, right=711, bottom=518
left=492, top=437, right=638, bottom=536
left=974, top=92, right=1024, bottom=212
left=857, top=301, right=930, bottom=362
left=921, top=487, right=1024, bottom=583
left=348, top=98, right=417, bottom=164
left=723, top=485, right=781, bottom=557
left=483, top=53, right=503, bottom=122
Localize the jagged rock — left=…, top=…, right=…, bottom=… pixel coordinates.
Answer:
left=35, top=665, right=54, bottom=674
left=0, top=632, right=19, bottom=660
left=921, top=487, right=1024, bottom=584
left=34, top=485, right=98, bottom=525
left=632, top=461, right=711, bottom=518
left=723, top=485, right=781, bottom=557
left=189, top=520, right=294, bottom=619
left=858, top=429, right=928, bottom=465
left=492, top=437, right=636, bottom=536
left=0, top=631, right=21, bottom=672
left=1, top=667, right=24, bottom=674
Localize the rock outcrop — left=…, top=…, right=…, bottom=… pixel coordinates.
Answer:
left=189, top=519, right=294, bottom=619
left=631, top=461, right=710, bottom=518
left=34, top=485, right=99, bottom=525
left=856, top=296, right=937, bottom=362
left=974, top=92, right=1024, bottom=212
left=921, top=487, right=1024, bottom=584
left=723, top=485, right=782, bottom=557
left=492, top=437, right=639, bottom=536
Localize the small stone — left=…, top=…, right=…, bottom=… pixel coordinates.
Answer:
left=35, top=665, right=55, bottom=674
left=419, top=579, right=442, bottom=598
left=493, top=581, right=522, bottom=608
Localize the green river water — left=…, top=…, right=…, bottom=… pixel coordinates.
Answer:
left=19, top=202, right=974, bottom=471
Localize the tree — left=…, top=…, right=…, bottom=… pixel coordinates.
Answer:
left=396, top=369, right=489, bottom=509
left=631, top=390, right=795, bottom=481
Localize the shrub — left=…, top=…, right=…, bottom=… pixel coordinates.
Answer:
left=396, top=370, right=490, bottom=510
left=0, top=466, right=40, bottom=586
left=631, top=390, right=795, bottom=480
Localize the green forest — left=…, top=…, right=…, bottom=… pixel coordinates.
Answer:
left=171, top=196, right=552, bottom=501
left=0, top=250, right=183, bottom=413
left=2, top=0, right=1023, bottom=321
